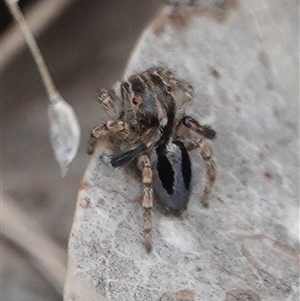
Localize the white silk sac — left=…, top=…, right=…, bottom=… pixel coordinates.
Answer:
left=48, top=93, right=81, bottom=177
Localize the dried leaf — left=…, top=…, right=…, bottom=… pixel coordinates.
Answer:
left=65, top=1, right=299, bottom=300
left=48, top=93, right=81, bottom=177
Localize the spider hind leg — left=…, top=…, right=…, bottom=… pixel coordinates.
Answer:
left=137, top=154, right=154, bottom=252
left=175, top=116, right=217, bottom=207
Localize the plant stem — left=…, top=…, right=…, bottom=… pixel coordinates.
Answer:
left=5, top=0, right=58, bottom=101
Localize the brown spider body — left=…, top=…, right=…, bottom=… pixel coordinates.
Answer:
left=110, top=69, right=177, bottom=167
left=88, top=67, right=217, bottom=252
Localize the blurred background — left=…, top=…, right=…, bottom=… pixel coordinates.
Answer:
left=1, top=0, right=162, bottom=300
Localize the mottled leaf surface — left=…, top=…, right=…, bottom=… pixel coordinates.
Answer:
left=64, top=1, right=299, bottom=300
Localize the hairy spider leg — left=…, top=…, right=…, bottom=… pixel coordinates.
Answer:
left=137, top=154, right=154, bottom=252
left=87, top=120, right=130, bottom=155
left=175, top=116, right=217, bottom=207
left=98, top=88, right=123, bottom=117
left=152, top=67, right=194, bottom=105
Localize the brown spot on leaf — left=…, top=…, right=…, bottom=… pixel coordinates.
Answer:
left=98, top=198, right=105, bottom=205
left=258, top=152, right=266, bottom=160
left=195, top=0, right=239, bottom=24
left=258, top=51, right=270, bottom=68
left=169, top=7, right=190, bottom=29
left=160, top=289, right=195, bottom=301
left=78, top=181, right=90, bottom=191
left=218, top=96, right=228, bottom=105
left=235, top=95, right=242, bottom=103
left=151, top=10, right=169, bottom=36
left=264, top=171, right=273, bottom=179
left=225, top=289, right=261, bottom=301
left=104, top=185, right=114, bottom=193
left=68, top=292, right=78, bottom=301
left=196, top=266, right=203, bottom=272
left=132, top=194, right=143, bottom=204
left=257, top=35, right=265, bottom=44
left=209, top=67, right=221, bottom=78
left=266, top=81, right=273, bottom=90
left=151, top=0, right=239, bottom=36
left=80, top=197, right=90, bottom=209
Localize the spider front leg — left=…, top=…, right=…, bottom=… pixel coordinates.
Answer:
left=87, top=120, right=130, bottom=155
left=176, top=81, right=194, bottom=103
left=137, top=154, right=154, bottom=252
left=175, top=116, right=217, bottom=207
left=153, top=67, right=194, bottom=105
left=98, top=88, right=122, bottom=117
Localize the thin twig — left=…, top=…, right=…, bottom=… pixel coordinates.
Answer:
left=1, top=0, right=74, bottom=70
left=4, top=0, right=60, bottom=101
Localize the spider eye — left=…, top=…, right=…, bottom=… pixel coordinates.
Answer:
left=184, top=116, right=193, bottom=126
left=123, top=82, right=130, bottom=89
left=165, top=84, right=172, bottom=93
left=132, top=98, right=138, bottom=105
left=131, top=95, right=142, bottom=107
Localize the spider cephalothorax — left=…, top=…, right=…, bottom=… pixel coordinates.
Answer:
left=88, top=67, right=217, bottom=252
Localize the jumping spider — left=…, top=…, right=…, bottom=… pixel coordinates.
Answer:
left=88, top=67, right=217, bottom=252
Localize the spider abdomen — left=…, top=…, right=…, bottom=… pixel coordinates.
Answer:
left=153, top=141, right=192, bottom=216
